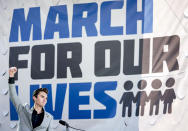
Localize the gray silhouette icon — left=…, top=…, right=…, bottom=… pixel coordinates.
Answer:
left=148, top=79, right=162, bottom=116
left=161, top=78, right=176, bottom=114
left=134, top=80, right=149, bottom=116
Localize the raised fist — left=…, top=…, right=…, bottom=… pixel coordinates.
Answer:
left=9, top=67, right=17, bottom=77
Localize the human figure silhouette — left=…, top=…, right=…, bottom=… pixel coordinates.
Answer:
left=119, top=81, right=135, bottom=117
left=161, top=78, right=176, bottom=114
left=148, top=79, right=163, bottom=116
left=134, top=80, right=149, bottom=116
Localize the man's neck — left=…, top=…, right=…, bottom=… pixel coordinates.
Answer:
left=34, top=104, right=43, bottom=114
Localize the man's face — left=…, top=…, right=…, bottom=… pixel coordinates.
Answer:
left=33, top=91, right=47, bottom=107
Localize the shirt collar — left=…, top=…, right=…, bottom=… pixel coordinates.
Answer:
left=33, top=107, right=44, bottom=115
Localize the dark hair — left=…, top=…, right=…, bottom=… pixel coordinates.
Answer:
left=33, top=88, right=48, bottom=98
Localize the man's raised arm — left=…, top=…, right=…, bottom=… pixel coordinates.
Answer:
left=9, top=67, right=23, bottom=112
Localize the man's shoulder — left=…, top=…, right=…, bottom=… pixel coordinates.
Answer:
left=44, top=111, right=53, bottom=119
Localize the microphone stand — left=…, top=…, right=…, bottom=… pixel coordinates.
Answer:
left=67, top=125, right=85, bottom=131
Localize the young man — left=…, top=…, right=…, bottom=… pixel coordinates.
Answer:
left=8, top=67, right=53, bottom=131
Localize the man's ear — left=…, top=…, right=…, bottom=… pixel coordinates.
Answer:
left=33, top=96, right=36, bottom=101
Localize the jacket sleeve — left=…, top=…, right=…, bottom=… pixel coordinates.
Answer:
left=9, top=82, right=23, bottom=112
left=47, top=116, right=54, bottom=131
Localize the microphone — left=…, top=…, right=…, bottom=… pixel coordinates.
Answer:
left=59, top=120, right=69, bottom=127
left=59, top=120, right=85, bottom=131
